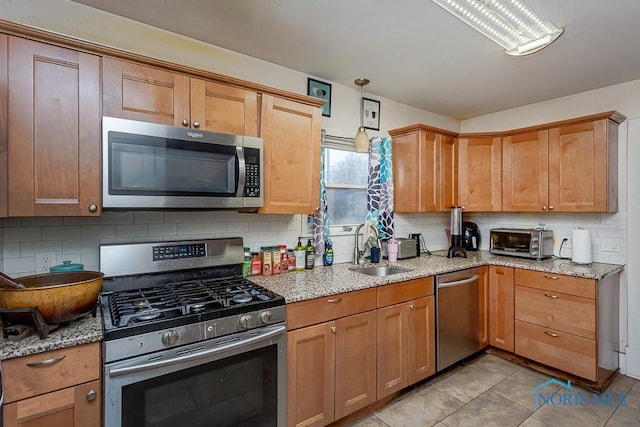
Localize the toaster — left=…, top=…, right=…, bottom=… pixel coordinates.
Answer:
left=396, top=238, right=418, bottom=259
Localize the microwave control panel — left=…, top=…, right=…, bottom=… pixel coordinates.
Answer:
left=243, top=147, right=261, bottom=198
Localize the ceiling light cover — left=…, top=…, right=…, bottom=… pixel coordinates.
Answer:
left=432, top=0, right=563, bottom=56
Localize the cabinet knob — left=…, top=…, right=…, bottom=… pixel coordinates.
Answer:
left=544, top=331, right=559, bottom=338
left=542, top=205, right=548, bottom=211
left=193, top=121, right=200, bottom=128
left=88, top=204, right=98, bottom=213
left=548, top=205, right=554, bottom=211
left=409, top=304, right=415, bottom=310
left=331, top=326, right=337, bottom=333
left=86, top=390, right=97, bottom=401
left=182, top=119, right=189, bottom=126
left=461, top=206, right=466, bottom=210
left=544, top=293, right=559, bottom=299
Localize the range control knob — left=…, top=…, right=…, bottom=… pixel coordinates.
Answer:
left=260, top=311, right=273, bottom=324
left=239, top=314, right=253, bottom=329
left=161, top=330, right=179, bottom=346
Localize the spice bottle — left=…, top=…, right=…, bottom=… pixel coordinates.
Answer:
left=250, top=252, right=262, bottom=276
left=278, top=245, right=288, bottom=272
left=272, top=246, right=281, bottom=275
left=287, top=249, right=296, bottom=272
left=261, top=246, right=272, bottom=276
left=305, top=239, right=315, bottom=269
left=242, top=247, right=251, bottom=277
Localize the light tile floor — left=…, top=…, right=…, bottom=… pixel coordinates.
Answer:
left=348, top=353, right=640, bottom=427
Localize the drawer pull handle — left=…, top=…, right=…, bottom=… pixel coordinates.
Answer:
left=543, top=275, right=559, bottom=280
left=86, top=390, right=97, bottom=401
left=327, top=298, right=342, bottom=304
left=330, top=326, right=337, bottom=333
left=544, top=331, right=559, bottom=338
left=26, top=355, right=66, bottom=367
left=544, top=293, right=559, bottom=299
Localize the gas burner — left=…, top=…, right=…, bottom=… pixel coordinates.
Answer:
left=133, top=300, right=148, bottom=307
left=232, top=293, right=253, bottom=304
left=190, top=303, right=207, bottom=313
left=133, top=309, right=163, bottom=322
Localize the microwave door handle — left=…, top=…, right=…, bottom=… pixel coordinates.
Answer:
left=236, top=146, right=246, bottom=197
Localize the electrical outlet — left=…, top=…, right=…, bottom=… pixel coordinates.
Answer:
left=35, top=252, right=56, bottom=272
left=601, top=238, right=620, bottom=253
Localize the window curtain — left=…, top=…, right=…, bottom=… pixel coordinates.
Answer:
left=312, top=130, right=330, bottom=254
left=365, top=136, right=394, bottom=239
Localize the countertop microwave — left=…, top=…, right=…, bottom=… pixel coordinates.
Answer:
left=489, top=228, right=554, bottom=260
left=102, top=117, right=263, bottom=210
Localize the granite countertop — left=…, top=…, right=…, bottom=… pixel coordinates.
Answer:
left=250, top=250, right=624, bottom=303
left=0, top=308, right=103, bottom=360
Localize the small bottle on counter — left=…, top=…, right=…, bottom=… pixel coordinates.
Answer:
left=287, top=249, right=296, bottom=272
left=250, top=252, right=262, bottom=276
left=279, top=245, right=288, bottom=272
left=242, top=247, right=251, bottom=277
left=305, top=239, right=315, bottom=269
left=261, top=246, right=272, bottom=276
left=272, top=245, right=282, bottom=275
left=294, top=238, right=306, bottom=271
left=323, top=240, right=334, bottom=266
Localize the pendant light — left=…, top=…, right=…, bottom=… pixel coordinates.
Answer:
left=354, top=78, right=370, bottom=153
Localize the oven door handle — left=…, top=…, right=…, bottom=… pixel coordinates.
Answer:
left=108, top=324, right=286, bottom=378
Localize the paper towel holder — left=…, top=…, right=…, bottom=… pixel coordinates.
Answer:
left=571, top=227, right=593, bottom=265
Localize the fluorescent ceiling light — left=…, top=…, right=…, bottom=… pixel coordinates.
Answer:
left=432, top=0, right=563, bottom=56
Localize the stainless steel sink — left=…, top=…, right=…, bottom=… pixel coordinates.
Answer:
left=351, top=265, right=412, bottom=277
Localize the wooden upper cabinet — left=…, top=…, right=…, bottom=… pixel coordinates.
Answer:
left=548, top=117, right=620, bottom=212
left=389, top=125, right=457, bottom=212
left=103, top=58, right=258, bottom=135
left=7, top=37, right=101, bottom=217
left=0, top=34, right=7, bottom=218
left=458, top=136, right=502, bottom=211
left=502, top=130, right=549, bottom=211
left=260, top=95, right=321, bottom=214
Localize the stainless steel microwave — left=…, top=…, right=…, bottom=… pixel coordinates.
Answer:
left=489, top=228, right=554, bottom=260
left=102, top=117, right=263, bottom=210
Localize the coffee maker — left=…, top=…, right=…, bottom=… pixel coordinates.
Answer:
left=447, top=206, right=467, bottom=258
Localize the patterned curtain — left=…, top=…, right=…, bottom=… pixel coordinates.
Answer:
left=365, top=136, right=394, bottom=239
left=312, top=130, right=330, bottom=254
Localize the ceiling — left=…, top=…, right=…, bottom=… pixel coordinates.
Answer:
left=71, top=0, right=640, bottom=119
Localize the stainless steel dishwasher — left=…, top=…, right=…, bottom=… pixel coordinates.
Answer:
left=436, top=267, right=480, bottom=371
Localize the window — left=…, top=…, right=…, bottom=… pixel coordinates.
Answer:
left=323, top=139, right=368, bottom=227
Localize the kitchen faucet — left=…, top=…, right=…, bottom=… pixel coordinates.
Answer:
left=352, top=222, right=381, bottom=264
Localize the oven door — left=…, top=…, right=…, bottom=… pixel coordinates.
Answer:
left=104, top=324, right=286, bottom=427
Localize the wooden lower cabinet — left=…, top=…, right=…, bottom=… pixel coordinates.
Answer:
left=286, top=311, right=376, bottom=427
left=489, top=266, right=514, bottom=352
left=478, top=266, right=490, bottom=349
left=2, top=342, right=101, bottom=427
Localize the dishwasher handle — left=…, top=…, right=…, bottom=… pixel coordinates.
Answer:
left=437, top=274, right=479, bottom=288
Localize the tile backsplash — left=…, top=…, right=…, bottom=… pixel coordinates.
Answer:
left=0, top=210, right=626, bottom=276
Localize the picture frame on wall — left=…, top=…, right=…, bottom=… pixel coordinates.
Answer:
left=307, top=78, right=332, bottom=117
left=362, top=97, right=380, bottom=130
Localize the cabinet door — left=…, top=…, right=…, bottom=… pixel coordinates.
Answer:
left=190, top=78, right=258, bottom=136
left=0, top=34, right=7, bottom=218
left=334, top=311, right=377, bottom=420
left=458, top=137, right=502, bottom=211
left=489, top=266, right=515, bottom=352
left=103, top=57, right=190, bottom=126
left=392, top=130, right=423, bottom=212
left=287, top=322, right=335, bottom=427
left=502, top=130, right=549, bottom=211
left=3, top=379, right=101, bottom=427
left=438, top=134, right=458, bottom=211
left=548, top=119, right=610, bottom=212
left=376, top=303, right=408, bottom=398
left=407, top=296, right=436, bottom=384
left=8, top=37, right=101, bottom=216
left=478, top=266, right=490, bottom=349
left=260, top=95, right=321, bottom=214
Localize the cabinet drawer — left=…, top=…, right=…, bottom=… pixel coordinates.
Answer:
left=286, top=288, right=376, bottom=330
left=377, top=277, right=434, bottom=308
left=515, top=269, right=595, bottom=299
left=515, top=285, right=595, bottom=339
left=515, top=320, right=596, bottom=381
left=2, top=342, right=100, bottom=404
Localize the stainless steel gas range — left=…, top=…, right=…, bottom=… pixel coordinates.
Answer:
left=99, top=238, right=286, bottom=427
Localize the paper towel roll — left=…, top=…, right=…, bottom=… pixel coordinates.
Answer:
left=572, top=229, right=592, bottom=264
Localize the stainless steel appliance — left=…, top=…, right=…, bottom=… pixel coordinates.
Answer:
left=489, top=228, right=554, bottom=260
left=102, top=117, right=263, bottom=210
left=396, top=238, right=418, bottom=260
left=462, top=222, right=480, bottom=251
left=447, top=207, right=467, bottom=258
left=100, top=238, right=286, bottom=427
left=436, top=268, right=479, bottom=371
